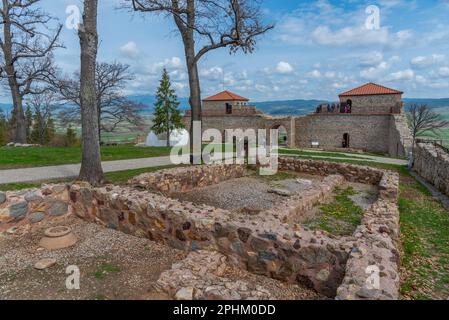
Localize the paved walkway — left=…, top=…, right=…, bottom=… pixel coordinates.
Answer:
left=0, top=156, right=174, bottom=184
left=279, top=149, right=408, bottom=166
left=0, top=150, right=408, bottom=185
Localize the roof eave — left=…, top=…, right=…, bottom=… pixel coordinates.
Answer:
left=339, top=92, right=403, bottom=97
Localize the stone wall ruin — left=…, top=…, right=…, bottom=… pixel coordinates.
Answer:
left=0, top=159, right=401, bottom=300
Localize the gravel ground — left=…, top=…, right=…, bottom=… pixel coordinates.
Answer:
left=0, top=215, right=324, bottom=301
left=0, top=216, right=186, bottom=300
left=172, top=173, right=323, bottom=213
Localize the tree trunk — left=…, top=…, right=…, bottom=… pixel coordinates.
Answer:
left=2, top=3, right=27, bottom=143
left=97, top=102, right=102, bottom=143
left=166, top=129, right=170, bottom=147
left=78, top=0, right=105, bottom=186
left=166, top=107, right=170, bottom=147
left=173, top=1, right=202, bottom=164
left=185, top=46, right=202, bottom=164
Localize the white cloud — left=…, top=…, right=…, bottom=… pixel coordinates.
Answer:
left=308, top=70, right=322, bottom=78
left=411, top=54, right=446, bottom=68
left=148, top=57, right=183, bottom=74
left=120, top=41, right=140, bottom=59
left=386, top=69, right=415, bottom=81
left=439, top=67, right=449, bottom=77
left=311, top=25, right=412, bottom=48
left=200, top=66, right=224, bottom=80
left=415, top=75, right=427, bottom=84
left=276, top=61, right=294, bottom=74
left=360, top=61, right=390, bottom=80
left=358, top=51, right=384, bottom=66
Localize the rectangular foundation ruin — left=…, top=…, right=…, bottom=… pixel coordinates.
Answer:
left=0, top=158, right=401, bottom=300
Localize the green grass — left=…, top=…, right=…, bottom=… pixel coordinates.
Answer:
left=104, top=165, right=181, bottom=184
left=282, top=153, right=409, bottom=173
left=0, top=145, right=172, bottom=169
left=0, top=182, right=42, bottom=192
left=421, top=128, right=449, bottom=148
left=304, top=187, right=364, bottom=236
left=0, top=165, right=181, bottom=191
left=398, top=177, right=449, bottom=300
left=92, top=263, right=121, bottom=280
left=278, top=148, right=372, bottom=160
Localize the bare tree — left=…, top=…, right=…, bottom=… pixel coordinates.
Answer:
left=0, top=0, right=62, bottom=143
left=408, top=104, right=449, bottom=149
left=129, top=0, right=273, bottom=162
left=26, top=90, right=58, bottom=145
left=54, top=62, right=145, bottom=141
left=78, top=0, right=105, bottom=185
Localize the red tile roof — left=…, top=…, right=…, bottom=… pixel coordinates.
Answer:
left=339, top=83, right=403, bottom=97
left=203, top=90, right=250, bottom=102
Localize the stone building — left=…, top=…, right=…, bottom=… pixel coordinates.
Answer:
left=184, top=90, right=296, bottom=147
left=298, top=83, right=412, bottom=156
left=183, top=83, right=412, bottom=157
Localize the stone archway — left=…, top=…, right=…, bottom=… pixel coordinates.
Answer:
left=264, top=117, right=295, bottom=148
left=271, top=124, right=288, bottom=146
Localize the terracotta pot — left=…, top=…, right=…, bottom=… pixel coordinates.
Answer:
left=39, top=226, right=77, bottom=250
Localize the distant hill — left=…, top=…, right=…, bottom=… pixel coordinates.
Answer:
left=1, top=96, right=448, bottom=117
left=403, top=98, right=449, bottom=108
left=127, top=95, right=190, bottom=114
left=253, top=99, right=329, bottom=116
left=0, top=103, right=11, bottom=114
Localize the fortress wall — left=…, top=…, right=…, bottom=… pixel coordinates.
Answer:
left=199, top=100, right=258, bottom=116
left=295, top=114, right=391, bottom=153
left=184, top=115, right=295, bottom=147
left=388, top=114, right=412, bottom=158
left=414, top=142, right=449, bottom=196
left=339, top=94, right=402, bottom=113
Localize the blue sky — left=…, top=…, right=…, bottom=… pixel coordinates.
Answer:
left=2, top=0, right=449, bottom=103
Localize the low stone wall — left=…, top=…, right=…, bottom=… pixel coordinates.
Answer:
left=0, top=159, right=402, bottom=300
left=69, top=179, right=350, bottom=298
left=413, top=142, right=449, bottom=197
left=336, top=171, right=400, bottom=300
left=0, top=185, right=71, bottom=231
left=156, top=251, right=272, bottom=300
left=278, top=157, right=384, bottom=184
left=129, top=164, right=246, bottom=194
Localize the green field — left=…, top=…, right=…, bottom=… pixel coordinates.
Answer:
left=0, top=165, right=179, bottom=191
left=0, top=145, right=171, bottom=169
left=421, top=128, right=449, bottom=147
left=278, top=148, right=372, bottom=160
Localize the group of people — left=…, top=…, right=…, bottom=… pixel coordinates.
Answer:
left=315, top=102, right=352, bottom=114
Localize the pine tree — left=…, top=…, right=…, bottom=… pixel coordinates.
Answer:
left=152, top=69, right=184, bottom=147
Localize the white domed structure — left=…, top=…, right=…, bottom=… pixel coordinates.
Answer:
left=145, top=129, right=189, bottom=147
